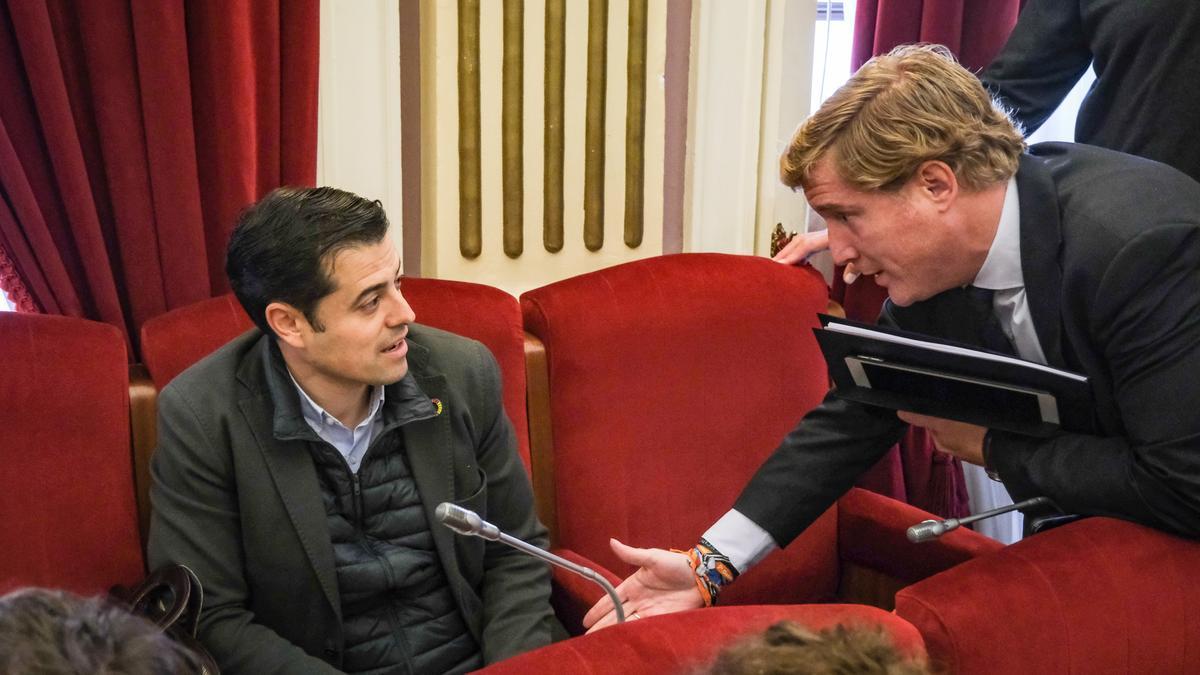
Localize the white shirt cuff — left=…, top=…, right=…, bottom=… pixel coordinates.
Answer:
left=701, top=509, right=779, bottom=575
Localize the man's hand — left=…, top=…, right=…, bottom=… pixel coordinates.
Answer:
left=772, top=230, right=829, bottom=266
left=897, top=411, right=987, bottom=465
left=581, top=539, right=703, bottom=633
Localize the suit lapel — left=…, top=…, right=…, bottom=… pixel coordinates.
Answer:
left=1015, top=151, right=1067, bottom=369
left=238, top=394, right=342, bottom=620
left=235, top=339, right=341, bottom=620
left=403, top=369, right=461, bottom=583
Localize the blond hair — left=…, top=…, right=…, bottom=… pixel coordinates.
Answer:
left=781, top=43, right=1025, bottom=192
left=703, top=621, right=931, bottom=675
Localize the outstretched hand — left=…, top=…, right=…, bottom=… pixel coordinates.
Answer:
left=581, top=539, right=703, bottom=633
left=772, top=229, right=829, bottom=266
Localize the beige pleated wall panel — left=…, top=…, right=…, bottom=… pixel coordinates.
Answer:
left=421, top=0, right=667, bottom=296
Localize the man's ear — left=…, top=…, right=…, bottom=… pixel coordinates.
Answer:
left=265, top=301, right=308, bottom=349
left=912, top=160, right=958, bottom=211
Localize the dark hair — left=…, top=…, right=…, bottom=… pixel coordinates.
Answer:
left=0, top=588, right=203, bottom=674
left=704, top=621, right=931, bottom=675
left=225, top=186, right=390, bottom=337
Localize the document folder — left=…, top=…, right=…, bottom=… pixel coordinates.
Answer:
left=814, top=315, right=1092, bottom=437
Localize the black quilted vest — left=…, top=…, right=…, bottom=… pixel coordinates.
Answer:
left=306, top=402, right=482, bottom=674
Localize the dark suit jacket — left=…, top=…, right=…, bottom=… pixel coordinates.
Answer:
left=147, top=324, right=554, bottom=673
left=736, top=143, right=1200, bottom=545
left=981, top=0, right=1200, bottom=183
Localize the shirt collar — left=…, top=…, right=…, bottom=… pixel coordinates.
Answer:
left=287, top=368, right=386, bottom=432
left=972, top=176, right=1023, bottom=291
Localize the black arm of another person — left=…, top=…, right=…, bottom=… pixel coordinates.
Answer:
left=979, top=0, right=1092, bottom=136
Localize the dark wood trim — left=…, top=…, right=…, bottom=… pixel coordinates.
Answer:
left=128, top=364, right=157, bottom=559
left=524, top=332, right=559, bottom=545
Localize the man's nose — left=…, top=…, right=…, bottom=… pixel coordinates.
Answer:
left=827, top=229, right=858, bottom=267
left=387, top=291, right=417, bottom=326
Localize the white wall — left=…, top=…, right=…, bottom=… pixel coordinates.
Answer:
left=685, top=0, right=817, bottom=257
left=316, top=0, right=405, bottom=256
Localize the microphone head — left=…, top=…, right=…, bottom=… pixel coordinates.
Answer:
left=907, top=519, right=946, bottom=543
left=437, top=502, right=482, bottom=537
left=436, top=502, right=501, bottom=540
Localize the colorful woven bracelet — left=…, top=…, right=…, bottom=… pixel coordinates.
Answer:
left=683, top=538, right=739, bottom=607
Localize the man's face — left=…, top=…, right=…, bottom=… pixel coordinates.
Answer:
left=295, top=237, right=416, bottom=393
left=805, top=157, right=967, bottom=307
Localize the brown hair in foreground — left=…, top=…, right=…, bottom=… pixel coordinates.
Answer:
left=781, top=43, right=1025, bottom=193
left=0, top=588, right=203, bottom=675
left=702, top=621, right=932, bottom=675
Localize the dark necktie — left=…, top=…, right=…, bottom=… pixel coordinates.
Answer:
left=966, top=286, right=1016, bottom=355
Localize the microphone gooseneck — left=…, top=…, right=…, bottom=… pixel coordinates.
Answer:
left=907, top=496, right=1052, bottom=543
left=436, top=502, right=626, bottom=623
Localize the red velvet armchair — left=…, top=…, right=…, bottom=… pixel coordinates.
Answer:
left=520, top=253, right=1001, bottom=632
left=896, top=516, right=1200, bottom=674
left=0, top=313, right=145, bottom=595
left=476, top=604, right=926, bottom=674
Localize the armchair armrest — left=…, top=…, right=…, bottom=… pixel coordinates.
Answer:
left=839, top=487, right=1003, bottom=580
left=836, top=488, right=1003, bottom=607
left=548, top=548, right=622, bottom=635
left=129, top=363, right=158, bottom=555
left=895, top=517, right=1200, bottom=674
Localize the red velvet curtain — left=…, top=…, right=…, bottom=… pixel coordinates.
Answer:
left=0, top=0, right=318, bottom=354
left=841, top=0, right=1022, bottom=518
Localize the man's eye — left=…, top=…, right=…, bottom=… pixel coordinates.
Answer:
left=363, top=297, right=380, bottom=311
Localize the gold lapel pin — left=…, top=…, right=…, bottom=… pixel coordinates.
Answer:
left=431, top=398, right=443, bottom=416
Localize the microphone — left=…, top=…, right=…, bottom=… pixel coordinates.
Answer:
left=435, top=503, right=626, bottom=623
left=907, top=496, right=1052, bottom=543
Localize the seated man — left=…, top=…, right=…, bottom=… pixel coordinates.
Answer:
left=585, top=44, right=1200, bottom=629
left=148, top=187, right=554, bottom=673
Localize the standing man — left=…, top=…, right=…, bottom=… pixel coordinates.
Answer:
left=149, top=187, right=554, bottom=673
left=585, top=44, right=1200, bottom=629
left=780, top=0, right=1200, bottom=543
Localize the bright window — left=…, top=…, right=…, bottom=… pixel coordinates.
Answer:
left=810, top=1, right=857, bottom=115
left=1024, top=66, right=1097, bottom=144
left=0, top=289, right=13, bottom=312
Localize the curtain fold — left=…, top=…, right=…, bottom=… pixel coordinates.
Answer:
left=0, top=0, right=318, bottom=355
left=842, top=0, right=1022, bottom=519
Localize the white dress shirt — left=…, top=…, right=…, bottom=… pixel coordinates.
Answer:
left=289, top=372, right=386, bottom=474
left=705, top=177, right=1044, bottom=572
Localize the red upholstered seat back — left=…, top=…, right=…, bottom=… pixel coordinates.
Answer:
left=476, top=603, right=925, bottom=674
left=896, top=517, right=1200, bottom=674
left=140, top=294, right=254, bottom=390
left=522, top=253, right=837, bottom=604
left=400, top=277, right=530, bottom=469
left=141, top=279, right=530, bottom=468
left=0, top=313, right=145, bottom=595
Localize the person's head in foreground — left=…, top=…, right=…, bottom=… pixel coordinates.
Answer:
left=782, top=43, right=1025, bottom=307
left=704, top=621, right=931, bottom=675
left=0, top=588, right=202, bottom=675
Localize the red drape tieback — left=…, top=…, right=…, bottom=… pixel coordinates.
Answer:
left=0, top=244, right=38, bottom=313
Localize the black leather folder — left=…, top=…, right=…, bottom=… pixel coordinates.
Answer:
left=814, top=315, right=1092, bottom=437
